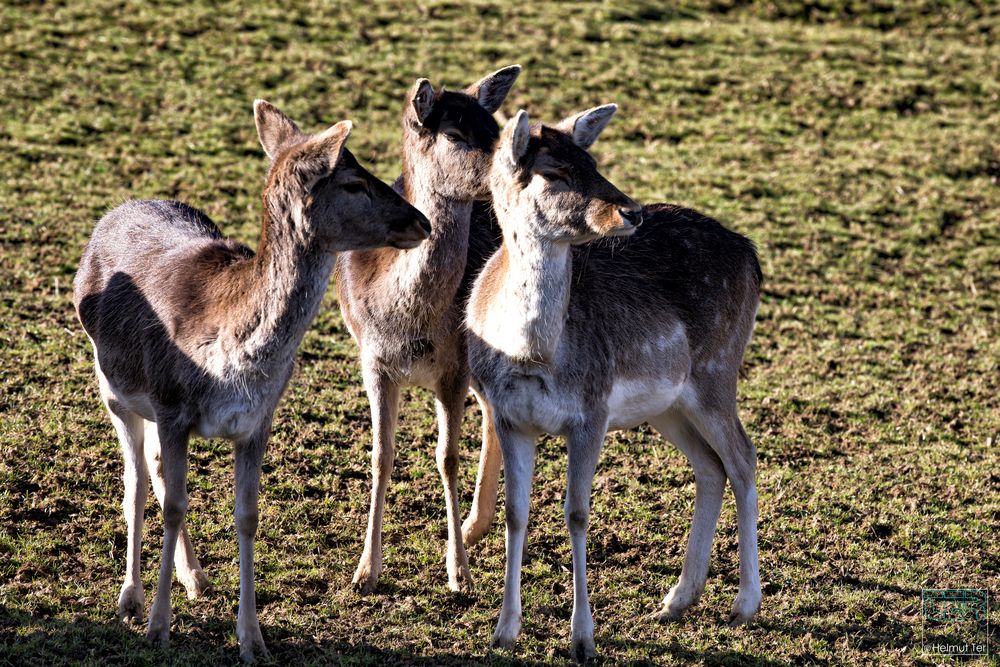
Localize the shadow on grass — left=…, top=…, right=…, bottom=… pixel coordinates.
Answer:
left=836, top=575, right=924, bottom=598
left=0, top=603, right=801, bottom=666
left=754, top=615, right=916, bottom=656
left=0, top=604, right=551, bottom=666
left=596, top=638, right=792, bottom=667
left=599, top=634, right=793, bottom=666
left=757, top=612, right=996, bottom=659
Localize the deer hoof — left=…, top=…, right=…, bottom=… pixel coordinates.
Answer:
left=180, top=568, right=212, bottom=600
left=571, top=634, right=597, bottom=663
left=117, top=585, right=145, bottom=623
left=145, top=617, right=170, bottom=647
left=351, top=563, right=380, bottom=595
left=728, top=589, right=761, bottom=627
left=448, top=565, right=473, bottom=593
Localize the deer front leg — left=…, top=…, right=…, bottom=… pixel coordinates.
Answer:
left=143, top=420, right=211, bottom=600
left=565, top=425, right=606, bottom=663
left=491, top=427, right=536, bottom=650
left=462, top=388, right=501, bottom=548
left=234, top=430, right=269, bottom=662
left=434, top=374, right=473, bottom=592
left=107, top=405, right=148, bottom=623
left=146, top=420, right=189, bottom=646
left=353, top=364, right=400, bottom=594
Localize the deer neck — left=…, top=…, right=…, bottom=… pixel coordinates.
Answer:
left=394, top=169, right=473, bottom=305
left=486, top=226, right=572, bottom=366
left=224, top=202, right=335, bottom=377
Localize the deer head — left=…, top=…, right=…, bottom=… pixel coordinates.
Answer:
left=401, top=65, right=521, bottom=202
left=254, top=100, right=431, bottom=251
left=491, top=105, right=642, bottom=244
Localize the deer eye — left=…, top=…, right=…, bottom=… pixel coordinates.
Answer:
left=443, top=129, right=468, bottom=144
left=342, top=181, right=369, bottom=194
left=539, top=169, right=568, bottom=183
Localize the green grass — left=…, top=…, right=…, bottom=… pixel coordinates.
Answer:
left=1, top=1, right=998, bottom=665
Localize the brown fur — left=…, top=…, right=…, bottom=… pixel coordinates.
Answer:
left=333, top=66, right=520, bottom=594
left=73, top=102, right=428, bottom=662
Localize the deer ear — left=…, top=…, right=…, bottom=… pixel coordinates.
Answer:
left=555, top=103, right=618, bottom=149
left=254, top=99, right=302, bottom=160
left=310, top=119, right=353, bottom=165
left=465, top=64, right=522, bottom=114
left=500, top=110, right=530, bottom=168
left=409, top=79, right=435, bottom=126
left=291, top=120, right=353, bottom=181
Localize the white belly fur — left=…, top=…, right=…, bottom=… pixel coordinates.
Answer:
left=606, top=377, right=685, bottom=431
left=195, top=398, right=262, bottom=440
left=95, top=349, right=266, bottom=441
left=493, top=373, right=686, bottom=436
left=95, top=355, right=156, bottom=422
left=494, top=374, right=581, bottom=435
left=405, top=357, right=441, bottom=392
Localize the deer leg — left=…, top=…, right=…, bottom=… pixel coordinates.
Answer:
left=106, top=404, right=148, bottom=623
left=565, top=425, right=606, bottom=662
left=234, top=431, right=269, bottom=662
left=462, top=388, right=501, bottom=548
left=146, top=419, right=189, bottom=646
left=353, top=364, right=400, bottom=594
left=434, top=374, right=473, bottom=592
left=143, top=420, right=210, bottom=600
left=688, top=407, right=761, bottom=626
left=648, top=412, right=726, bottom=621
left=724, top=418, right=761, bottom=626
left=491, top=428, right=536, bottom=650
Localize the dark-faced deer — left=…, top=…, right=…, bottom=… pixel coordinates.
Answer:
left=73, top=101, right=429, bottom=662
left=465, top=108, right=762, bottom=660
left=334, top=66, right=520, bottom=593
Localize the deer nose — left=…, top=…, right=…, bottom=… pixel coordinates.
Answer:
left=417, top=214, right=432, bottom=235
left=619, top=207, right=643, bottom=227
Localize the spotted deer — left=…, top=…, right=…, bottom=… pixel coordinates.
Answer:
left=73, top=101, right=429, bottom=662
left=334, top=65, right=520, bottom=594
left=465, top=108, right=763, bottom=660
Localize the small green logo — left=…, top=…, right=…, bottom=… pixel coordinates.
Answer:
left=921, top=589, right=989, bottom=656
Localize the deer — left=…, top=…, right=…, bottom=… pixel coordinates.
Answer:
left=464, top=107, right=763, bottom=661
left=73, top=101, right=430, bottom=662
left=334, top=65, right=520, bottom=594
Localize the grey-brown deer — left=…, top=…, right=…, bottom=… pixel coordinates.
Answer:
left=335, top=65, right=520, bottom=593
left=465, top=108, right=762, bottom=661
left=73, top=101, right=429, bottom=662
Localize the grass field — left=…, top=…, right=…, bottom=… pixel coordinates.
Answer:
left=1, top=1, right=998, bottom=665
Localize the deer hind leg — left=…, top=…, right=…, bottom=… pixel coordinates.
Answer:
left=145, top=419, right=189, bottom=646
left=352, top=364, right=400, bottom=594
left=434, top=374, right=472, bottom=592
left=143, top=420, right=210, bottom=599
left=686, top=405, right=761, bottom=626
left=647, top=412, right=726, bottom=621
left=106, top=403, right=148, bottom=623
left=462, top=388, right=501, bottom=548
